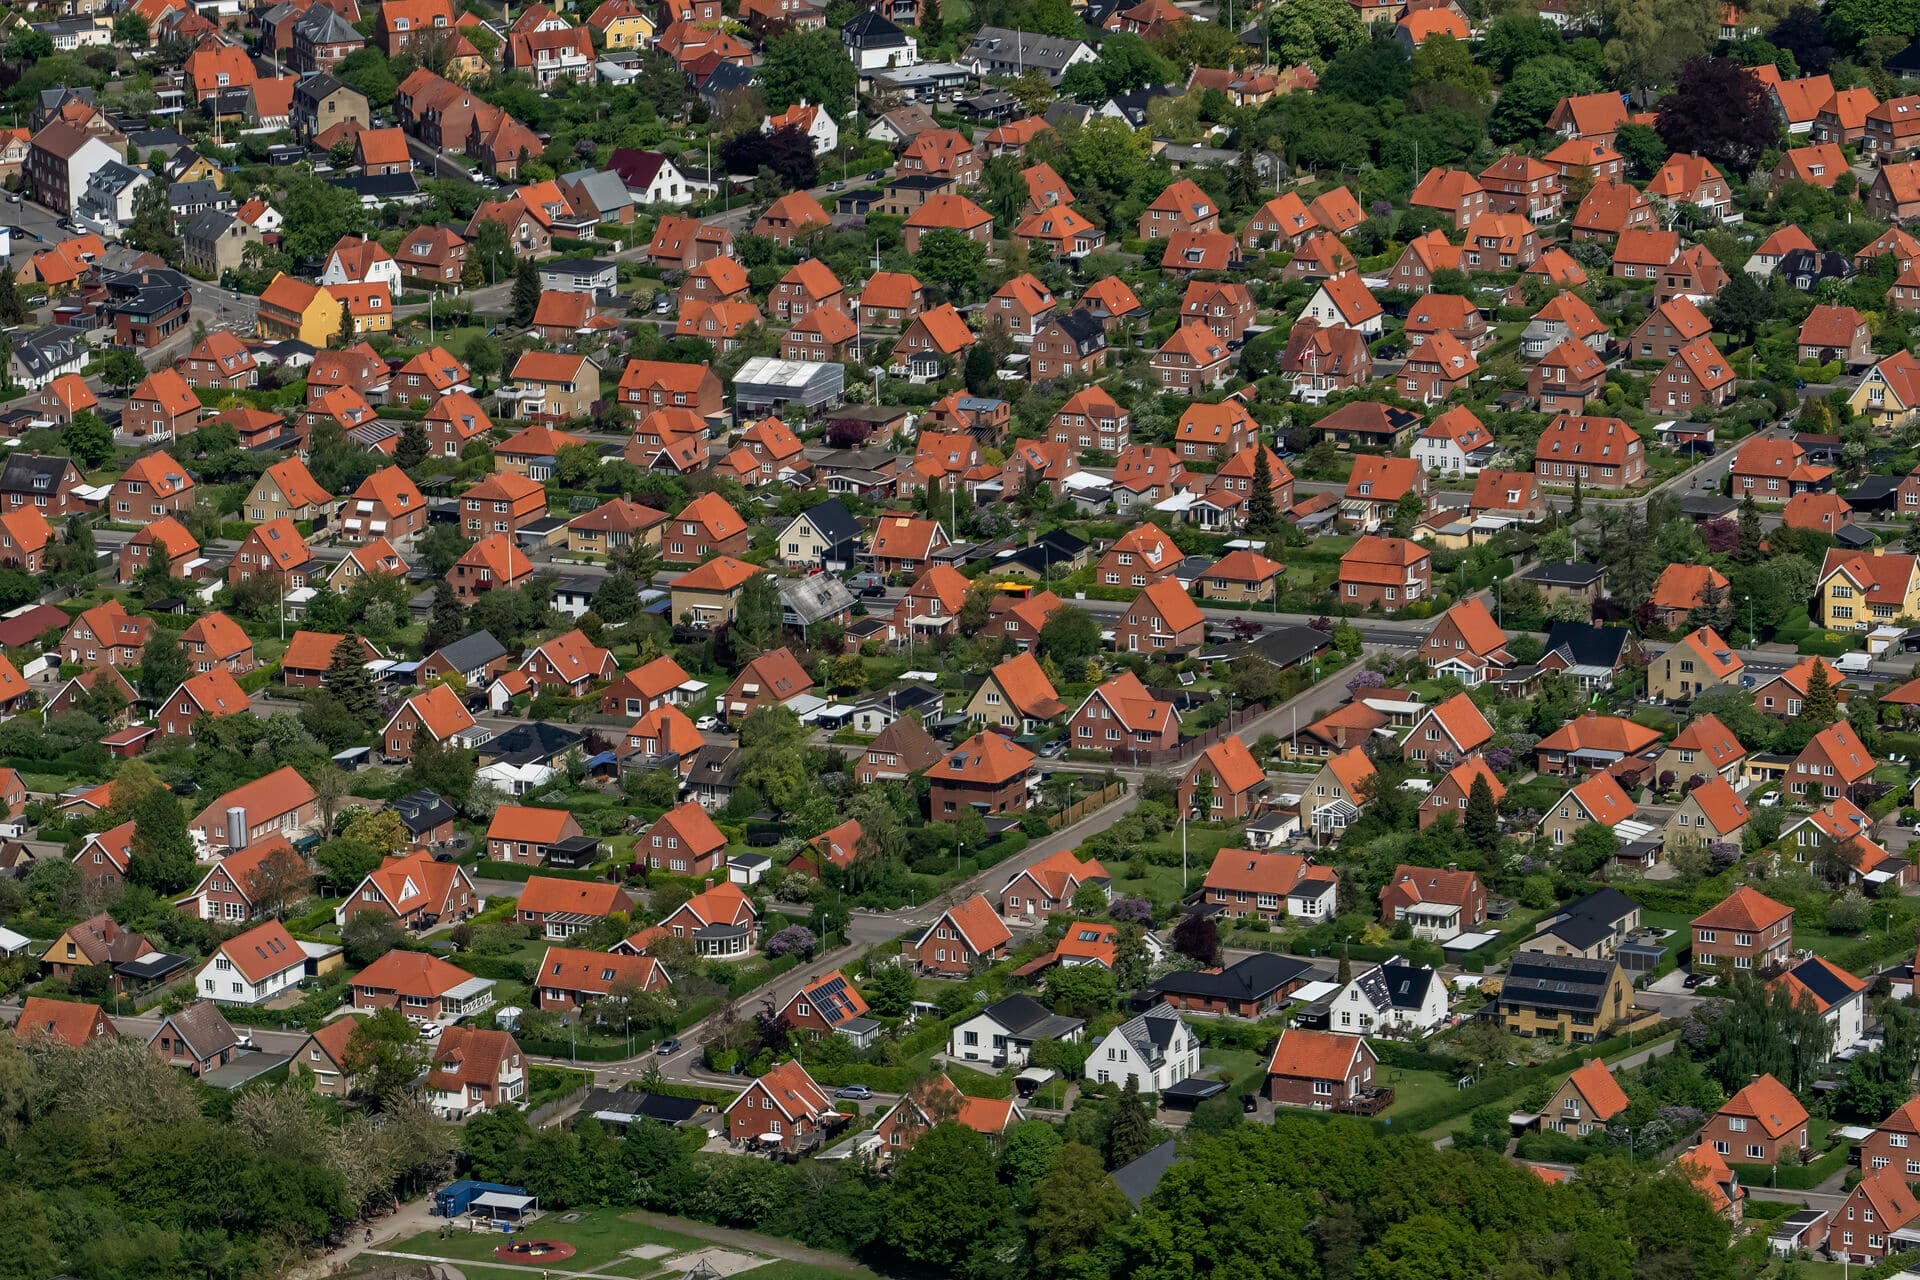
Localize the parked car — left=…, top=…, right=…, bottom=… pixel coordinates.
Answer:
left=695, top=715, right=719, bottom=731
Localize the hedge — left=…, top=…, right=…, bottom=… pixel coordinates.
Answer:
left=466, top=858, right=619, bottom=884
left=628, top=1078, right=737, bottom=1106
left=1730, top=1139, right=1852, bottom=1190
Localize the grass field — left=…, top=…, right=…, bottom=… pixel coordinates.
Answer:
left=387, top=1208, right=713, bottom=1271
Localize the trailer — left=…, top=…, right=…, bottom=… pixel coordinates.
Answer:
left=433, top=1180, right=528, bottom=1218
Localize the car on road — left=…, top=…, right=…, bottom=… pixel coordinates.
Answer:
left=835, top=1085, right=872, bottom=1100
left=829, top=180, right=844, bottom=191
left=867, top=169, right=885, bottom=180
left=1038, top=739, right=1066, bottom=759
left=656, top=1037, right=681, bottom=1055
left=696, top=715, right=719, bottom=730
left=858, top=583, right=886, bottom=599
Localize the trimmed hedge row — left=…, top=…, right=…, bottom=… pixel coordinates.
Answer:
left=1729, top=1139, right=1851, bottom=1190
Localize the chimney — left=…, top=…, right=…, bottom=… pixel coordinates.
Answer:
left=225, top=806, right=248, bottom=851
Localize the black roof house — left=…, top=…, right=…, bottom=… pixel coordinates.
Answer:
left=1143, top=952, right=1312, bottom=1007
left=1500, top=953, right=1620, bottom=1016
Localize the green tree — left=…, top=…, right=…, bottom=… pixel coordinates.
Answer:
left=1713, top=266, right=1774, bottom=344
left=1465, top=773, right=1500, bottom=853
left=1104, top=1078, right=1155, bottom=1168
left=1029, top=1142, right=1130, bottom=1280
left=1018, top=0, right=1082, bottom=35
left=100, top=349, right=147, bottom=395
left=1798, top=660, right=1839, bottom=728
left=1043, top=963, right=1117, bottom=1016
left=409, top=734, right=476, bottom=800
left=315, top=837, right=383, bottom=890
left=395, top=420, right=429, bottom=470
left=1488, top=56, right=1597, bottom=144
left=63, top=410, right=114, bottom=468
left=1067, top=116, right=1150, bottom=192
left=418, top=524, right=471, bottom=576
left=137, top=630, right=189, bottom=701
left=759, top=27, right=857, bottom=113
left=1246, top=448, right=1278, bottom=534
left=1038, top=604, right=1102, bottom=667
left=278, top=175, right=370, bottom=263
left=731, top=571, right=782, bottom=658
left=343, top=1007, right=427, bottom=1109
left=510, top=259, right=541, bottom=328
left=327, top=636, right=381, bottom=726
left=865, top=962, right=916, bottom=1018
left=1734, top=493, right=1763, bottom=565
left=128, top=786, right=195, bottom=894
left=739, top=706, right=812, bottom=812
left=126, top=178, right=176, bottom=258
left=1265, top=0, right=1364, bottom=64
left=1585, top=0, right=1719, bottom=95
left=1834, top=1000, right=1920, bottom=1120
left=885, top=1123, right=1012, bottom=1277
left=915, top=227, right=989, bottom=299
left=112, top=10, right=148, bottom=43
left=0, top=261, right=25, bottom=326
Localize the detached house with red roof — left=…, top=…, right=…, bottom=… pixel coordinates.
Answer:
left=380, top=683, right=482, bottom=762
left=1694, top=886, right=1793, bottom=973
left=1116, top=577, right=1205, bottom=654
left=157, top=668, right=250, bottom=739
left=1420, top=758, right=1505, bottom=830
left=1534, top=415, right=1646, bottom=489
left=1535, top=712, right=1661, bottom=777
left=1070, top=671, right=1181, bottom=753
left=905, top=894, right=1013, bottom=975
left=334, top=849, right=480, bottom=931
left=1379, top=864, right=1486, bottom=941
left=1420, top=598, right=1511, bottom=685
left=999, top=849, right=1110, bottom=921
left=1265, top=1028, right=1381, bottom=1110
left=1540, top=1059, right=1630, bottom=1136
left=639, top=801, right=728, bottom=875
left=1829, top=1168, right=1920, bottom=1264
left=1790, top=720, right=1877, bottom=802
left=1409, top=166, right=1487, bottom=229
left=1529, top=340, right=1608, bottom=415
left=196, top=920, right=307, bottom=1006
left=1650, top=629, right=1745, bottom=704
left=1179, top=735, right=1266, bottom=821
left=723, top=1060, right=836, bottom=1153
left=1705, top=1073, right=1807, bottom=1164
left=1338, top=536, right=1431, bottom=608
left=927, top=732, right=1035, bottom=817
left=532, top=946, right=668, bottom=1010
left=1401, top=693, right=1492, bottom=768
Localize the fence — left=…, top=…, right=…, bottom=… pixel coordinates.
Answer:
left=1048, top=782, right=1126, bottom=829
left=527, top=1084, right=592, bottom=1129
left=1109, top=705, right=1270, bottom=768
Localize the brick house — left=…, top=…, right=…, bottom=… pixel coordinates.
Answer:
left=1114, top=578, right=1205, bottom=654
left=1264, top=1029, right=1380, bottom=1109
left=1692, top=885, right=1793, bottom=972
left=926, top=733, right=1035, bottom=817
left=903, top=894, right=1012, bottom=975
left=1533, top=415, right=1646, bottom=489
left=1703, top=1074, right=1808, bottom=1165
left=722, top=1060, right=835, bottom=1153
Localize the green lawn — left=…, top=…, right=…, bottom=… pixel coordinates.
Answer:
left=734, top=1264, right=877, bottom=1280
left=1378, top=1067, right=1467, bottom=1121
left=1199, top=1049, right=1264, bottom=1091
left=387, top=1207, right=712, bottom=1270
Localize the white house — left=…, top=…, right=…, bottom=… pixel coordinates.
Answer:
left=1778, top=954, right=1867, bottom=1055
left=763, top=101, right=839, bottom=156
left=74, top=161, right=151, bottom=238
left=195, top=920, right=307, bottom=1006
left=1411, top=413, right=1497, bottom=475
left=1323, top=957, right=1450, bottom=1035
left=1086, top=1002, right=1200, bottom=1093
left=1301, top=277, right=1384, bottom=336
left=947, top=992, right=1085, bottom=1067
left=317, top=240, right=403, bottom=291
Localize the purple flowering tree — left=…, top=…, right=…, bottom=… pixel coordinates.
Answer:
left=1347, top=670, right=1386, bottom=695
left=1109, top=897, right=1155, bottom=926
left=765, top=925, right=817, bottom=959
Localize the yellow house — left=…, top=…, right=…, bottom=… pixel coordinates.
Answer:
left=669, top=554, right=757, bottom=628
left=587, top=0, right=656, bottom=48
left=1815, top=546, right=1920, bottom=631
left=1848, top=349, right=1920, bottom=431
left=257, top=273, right=343, bottom=347
left=164, top=151, right=225, bottom=189
left=325, top=282, right=394, bottom=339
left=1500, top=953, right=1634, bottom=1042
